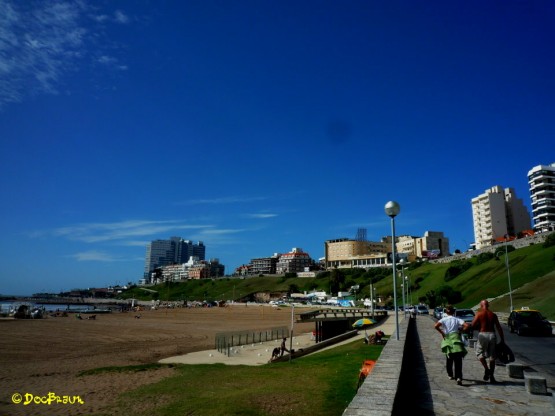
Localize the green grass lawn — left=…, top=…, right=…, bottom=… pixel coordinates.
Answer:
left=490, top=269, right=555, bottom=318
left=89, top=339, right=385, bottom=416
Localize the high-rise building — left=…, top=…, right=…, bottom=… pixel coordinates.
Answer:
left=144, top=237, right=205, bottom=279
left=471, top=186, right=531, bottom=249
left=528, top=163, right=555, bottom=233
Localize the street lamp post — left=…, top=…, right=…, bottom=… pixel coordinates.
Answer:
left=369, top=282, right=374, bottom=319
left=385, top=201, right=401, bottom=340
left=399, top=258, right=406, bottom=318
left=405, top=275, right=411, bottom=307
left=504, top=236, right=514, bottom=312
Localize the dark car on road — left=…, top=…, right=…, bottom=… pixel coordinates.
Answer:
left=508, top=308, right=552, bottom=336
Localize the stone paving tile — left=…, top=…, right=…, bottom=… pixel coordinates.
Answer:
left=415, top=315, right=554, bottom=415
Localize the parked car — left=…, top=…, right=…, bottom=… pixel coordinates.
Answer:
left=433, top=306, right=444, bottom=320
left=508, top=308, right=553, bottom=336
left=416, top=305, right=429, bottom=315
left=454, top=308, right=475, bottom=324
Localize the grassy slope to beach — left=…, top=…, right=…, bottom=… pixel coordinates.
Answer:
left=91, top=341, right=384, bottom=416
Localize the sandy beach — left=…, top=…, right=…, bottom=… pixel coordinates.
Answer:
left=0, top=304, right=316, bottom=416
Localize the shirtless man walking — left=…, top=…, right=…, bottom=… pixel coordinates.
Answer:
left=471, top=299, right=505, bottom=383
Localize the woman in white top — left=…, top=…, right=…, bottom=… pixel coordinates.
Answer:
left=434, top=305, right=470, bottom=385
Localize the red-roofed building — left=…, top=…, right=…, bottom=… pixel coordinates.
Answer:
left=276, top=248, right=313, bottom=274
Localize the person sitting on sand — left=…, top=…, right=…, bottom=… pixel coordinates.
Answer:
left=271, top=347, right=281, bottom=361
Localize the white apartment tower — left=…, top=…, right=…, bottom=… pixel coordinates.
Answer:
left=471, top=186, right=531, bottom=249
left=528, top=163, right=555, bottom=232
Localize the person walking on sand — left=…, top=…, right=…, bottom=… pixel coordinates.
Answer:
left=434, top=305, right=470, bottom=385
left=471, top=299, right=505, bottom=383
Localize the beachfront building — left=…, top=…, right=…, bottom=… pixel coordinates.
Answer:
left=161, top=263, right=191, bottom=282
left=250, top=254, right=279, bottom=275
left=528, top=163, right=555, bottom=233
left=324, top=238, right=389, bottom=269
left=144, top=237, right=205, bottom=280
left=209, top=258, right=225, bottom=278
left=188, top=262, right=211, bottom=279
left=414, top=231, right=450, bottom=259
left=276, top=248, right=313, bottom=274
left=152, top=257, right=225, bottom=283
left=325, top=231, right=450, bottom=269
left=234, top=264, right=252, bottom=276
left=471, top=186, right=531, bottom=249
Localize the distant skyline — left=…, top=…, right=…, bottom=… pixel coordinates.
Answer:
left=1, top=1, right=554, bottom=295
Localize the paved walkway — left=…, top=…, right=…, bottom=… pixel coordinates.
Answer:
left=414, top=315, right=554, bottom=415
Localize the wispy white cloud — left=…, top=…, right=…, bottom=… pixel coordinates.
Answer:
left=113, top=10, right=129, bottom=24
left=188, top=228, right=247, bottom=247
left=198, top=228, right=246, bottom=235
left=0, top=0, right=130, bottom=108
left=92, top=9, right=130, bottom=24
left=68, top=250, right=123, bottom=262
left=97, top=55, right=128, bottom=71
left=179, top=196, right=269, bottom=205
left=245, top=213, right=278, bottom=219
left=41, top=219, right=214, bottom=243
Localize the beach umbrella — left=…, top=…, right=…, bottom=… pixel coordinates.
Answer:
left=352, top=318, right=376, bottom=329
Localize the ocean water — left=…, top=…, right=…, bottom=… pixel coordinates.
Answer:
left=0, top=301, right=99, bottom=313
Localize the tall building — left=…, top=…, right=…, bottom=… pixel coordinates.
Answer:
left=144, top=237, right=205, bottom=279
left=471, top=186, right=531, bottom=249
left=528, top=163, right=555, bottom=233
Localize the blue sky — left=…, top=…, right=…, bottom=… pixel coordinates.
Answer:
left=1, top=1, right=554, bottom=295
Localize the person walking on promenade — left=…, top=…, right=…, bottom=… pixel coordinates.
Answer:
left=434, top=305, right=470, bottom=385
left=471, top=299, right=505, bottom=383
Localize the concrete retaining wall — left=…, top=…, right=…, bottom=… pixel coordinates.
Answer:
left=431, top=230, right=554, bottom=264
left=343, top=318, right=410, bottom=415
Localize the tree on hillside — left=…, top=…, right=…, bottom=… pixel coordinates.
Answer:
left=476, top=252, right=495, bottom=264
left=330, top=268, right=345, bottom=294
left=444, top=260, right=473, bottom=282
left=287, top=283, right=300, bottom=296
left=424, top=285, right=462, bottom=308
left=494, top=244, right=515, bottom=258
left=543, top=233, right=555, bottom=248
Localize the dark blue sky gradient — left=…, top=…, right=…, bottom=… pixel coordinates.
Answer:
left=1, top=1, right=554, bottom=294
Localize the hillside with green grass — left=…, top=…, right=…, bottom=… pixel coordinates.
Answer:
left=122, top=241, right=555, bottom=319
